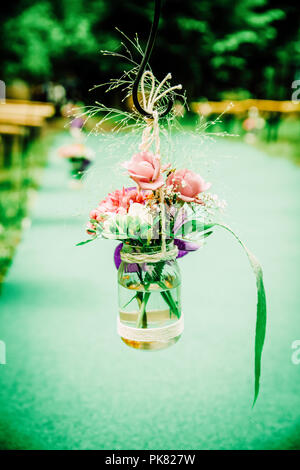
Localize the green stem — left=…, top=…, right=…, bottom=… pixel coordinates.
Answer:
left=136, top=291, right=143, bottom=308
left=136, top=292, right=151, bottom=329
left=135, top=291, right=146, bottom=327
left=159, top=289, right=180, bottom=319
left=122, top=293, right=138, bottom=310
left=135, top=259, right=150, bottom=328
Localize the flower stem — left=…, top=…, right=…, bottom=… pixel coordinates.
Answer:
left=160, top=289, right=180, bottom=319
left=136, top=292, right=151, bottom=328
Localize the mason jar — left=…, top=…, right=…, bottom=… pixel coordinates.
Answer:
left=117, top=242, right=183, bottom=351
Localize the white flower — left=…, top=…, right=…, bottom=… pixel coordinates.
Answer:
left=128, top=203, right=153, bottom=225
left=201, top=193, right=227, bottom=210
left=102, top=214, right=114, bottom=233
left=102, top=214, right=127, bottom=238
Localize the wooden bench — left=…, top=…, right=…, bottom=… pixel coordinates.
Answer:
left=190, top=99, right=300, bottom=116
left=0, top=100, right=55, bottom=126
left=0, top=100, right=55, bottom=168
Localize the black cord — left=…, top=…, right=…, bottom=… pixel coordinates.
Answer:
left=132, top=0, right=173, bottom=118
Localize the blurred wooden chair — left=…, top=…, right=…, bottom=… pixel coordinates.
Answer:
left=0, top=100, right=55, bottom=168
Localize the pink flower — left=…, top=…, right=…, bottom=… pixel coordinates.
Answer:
left=166, top=169, right=211, bottom=203
left=59, top=143, right=94, bottom=160
left=90, top=187, right=150, bottom=221
left=243, top=117, right=256, bottom=131
left=90, top=208, right=106, bottom=222
left=122, top=151, right=164, bottom=190
left=59, top=143, right=85, bottom=158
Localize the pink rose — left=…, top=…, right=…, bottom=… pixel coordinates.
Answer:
left=166, top=169, right=211, bottom=202
left=122, top=151, right=164, bottom=190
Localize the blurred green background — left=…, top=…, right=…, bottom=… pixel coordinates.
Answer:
left=1, top=0, right=300, bottom=101
left=0, top=0, right=300, bottom=451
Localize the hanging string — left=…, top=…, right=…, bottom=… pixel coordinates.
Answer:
left=137, top=70, right=181, bottom=258
left=132, top=0, right=174, bottom=118
left=139, top=71, right=182, bottom=153
left=130, top=0, right=182, bottom=260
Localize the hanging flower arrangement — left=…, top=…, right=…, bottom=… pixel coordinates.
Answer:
left=77, top=1, right=266, bottom=406
left=59, top=143, right=95, bottom=180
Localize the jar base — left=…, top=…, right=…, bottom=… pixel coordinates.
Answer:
left=121, top=335, right=181, bottom=351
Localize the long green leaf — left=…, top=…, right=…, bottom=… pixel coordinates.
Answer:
left=76, top=238, right=96, bottom=246
left=214, top=224, right=267, bottom=406
left=176, top=219, right=214, bottom=238
left=177, top=230, right=213, bottom=243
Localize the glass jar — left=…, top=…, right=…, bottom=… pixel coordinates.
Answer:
left=118, top=242, right=183, bottom=351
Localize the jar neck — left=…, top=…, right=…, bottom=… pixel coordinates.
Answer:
left=122, top=240, right=174, bottom=255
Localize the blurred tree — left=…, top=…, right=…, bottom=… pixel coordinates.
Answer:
left=0, top=0, right=299, bottom=101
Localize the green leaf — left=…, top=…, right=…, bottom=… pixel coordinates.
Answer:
left=122, top=294, right=138, bottom=309
left=177, top=230, right=213, bottom=242
left=76, top=238, right=96, bottom=246
left=176, top=220, right=214, bottom=237
left=213, top=223, right=267, bottom=406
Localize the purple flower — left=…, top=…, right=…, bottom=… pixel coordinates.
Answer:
left=174, top=238, right=200, bottom=258
left=70, top=117, right=84, bottom=129
left=114, top=243, right=139, bottom=272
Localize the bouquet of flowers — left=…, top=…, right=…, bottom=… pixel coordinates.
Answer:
left=59, top=143, right=95, bottom=180
left=76, top=14, right=266, bottom=404
left=78, top=123, right=266, bottom=404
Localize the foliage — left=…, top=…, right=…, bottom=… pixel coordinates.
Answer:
left=0, top=132, right=52, bottom=287
left=0, top=0, right=299, bottom=100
